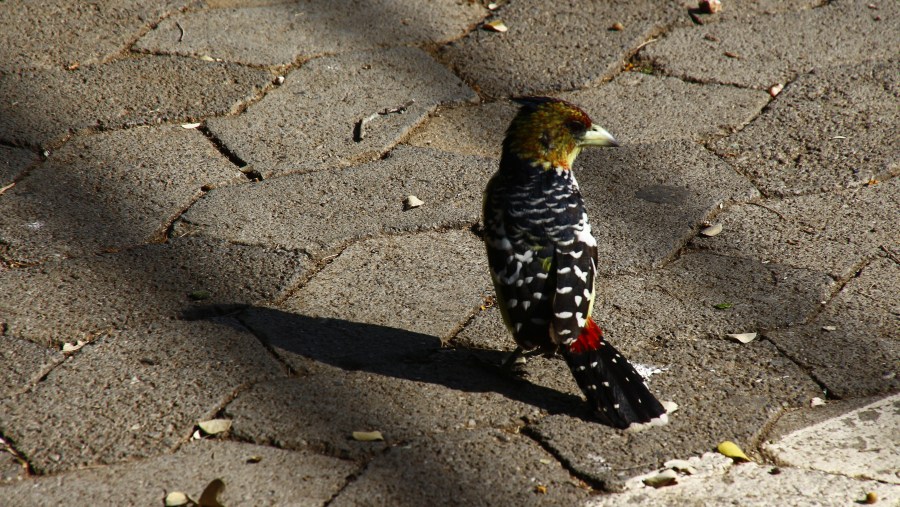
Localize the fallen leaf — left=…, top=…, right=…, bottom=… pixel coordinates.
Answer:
left=189, top=290, right=211, bottom=301
left=483, top=20, right=508, bottom=32
left=713, top=302, right=733, bottom=310
left=403, top=195, right=424, bottom=210
left=246, top=455, right=262, bottom=464
left=717, top=441, right=750, bottom=462
left=533, top=484, right=547, bottom=494
left=62, top=340, right=86, bottom=353
left=164, top=491, right=190, bottom=507
left=198, top=419, right=232, bottom=436
left=200, top=55, right=216, bottom=61
left=643, top=469, right=678, bottom=488
left=352, top=431, right=384, bottom=442
left=726, top=332, right=757, bottom=344
left=198, top=478, right=226, bottom=507
left=700, top=223, right=723, bottom=237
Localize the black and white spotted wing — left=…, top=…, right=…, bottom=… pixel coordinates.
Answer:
left=484, top=167, right=597, bottom=351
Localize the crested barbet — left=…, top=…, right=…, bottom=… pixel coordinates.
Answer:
left=483, top=97, right=668, bottom=429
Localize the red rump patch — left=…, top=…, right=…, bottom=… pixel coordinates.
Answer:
left=568, top=318, right=604, bottom=354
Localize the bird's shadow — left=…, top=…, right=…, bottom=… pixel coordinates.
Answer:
left=185, top=304, right=594, bottom=422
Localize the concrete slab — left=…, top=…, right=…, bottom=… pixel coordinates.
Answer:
left=406, top=73, right=770, bottom=159
left=763, top=393, right=899, bottom=484
left=0, top=337, right=63, bottom=399
left=643, top=1, right=899, bottom=89
left=136, top=1, right=486, bottom=66
left=765, top=257, right=900, bottom=398
left=0, top=440, right=355, bottom=506
left=283, top=229, right=490, bottom=341
left=0, top=318, right=287, bottom=474
left=0, top=237, right=309, bottom=346
left=205, top=48, right=477, bottom=178
left=175, top=145, right=495, bottom=257
left=587, top=452, right=899, bottom=506
left=330, top=429, right=592, bottom=506
left=0, top=146, right=37, bottom=185
left=692, top=177, right=900, bottom=280
left=224, top=367, right=532, bottom=462
left=528, top=335, right=822, bottom=490
left=576, top=141, right=759, bottom=274
left=0, top=126, right=244, bottom=264
left=599, top=251, right=834, bottom=342
left=0, top=55, right=272, bottom=148
left=438, top=0, right=681, bottom=98
left=0, top=1, right=188, bottom=72
left=711, top=60, right=899, bottom=197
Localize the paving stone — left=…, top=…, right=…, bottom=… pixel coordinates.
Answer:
left=763, top=393, right=899, bottom=484
left=285, top=229, right=490, bottom=340
left=406, top=73, right=770, bottom=158
left=527, top=336, right=821, bottom=490
left=643, top=1, right=899, bottom=89
left=439, top=0, right=681, bottom=98
left=693, top=177, right=900, bottom=280
left=765, top=257, right=900, bottom=398
left=0, top=237, right=309, bottom=346
left=225, top=366, right=534, bottom=462
left=711, top=60, right=900, bottom=196
left=330, top=429, right=592, bottom=506
left=0, top=318, right=286, bottom=474
left=205, top=48, right=477, bottom=178
left=0, top=440, right=355, bottom=506
left=0, top=126, right=244, bottom=264
left=577, top=140, right=759, bottom=274
left=0, top=1, right=188, bottom=72
left=587, top=452, right=900, bottom=506
left=0, top=55, right=272, bottom=148
left=0, top=145, right=37, bottom=185
left=136, top=0, right=486, bottom=66
left=599, top=251, right=834, bottom=341
left=176, top=145, right=495, bottom=257
left=0, top=337, right=64, bottom=399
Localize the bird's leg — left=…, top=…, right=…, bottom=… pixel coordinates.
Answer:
left=501, top=347, right=544, bottom=376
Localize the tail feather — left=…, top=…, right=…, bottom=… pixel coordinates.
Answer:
left=561, top=319, right=667, bottom=429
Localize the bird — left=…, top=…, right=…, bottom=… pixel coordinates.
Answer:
left=482, top=96, right=668, bottom=429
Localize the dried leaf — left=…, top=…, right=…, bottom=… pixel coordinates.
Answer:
left=700, top=223, right=722, bottom=237
left=643, top=469, right=678, bottom=488
left=198, top=419, right=232, bottom=435
left=664, top=459, right=697, bottom=475
left=352, top=430, right=384, bottom=442
left=717, top=440, right=750, bottom=462
left=533, top=484, right=548, bottom=494
left=164, top=491, right=190, bottom=507
left=483, top=20, right=508, bottom=32
left=403, top=195, right=424, bottom=210
left=198, top=479, right=226, bottom=507
left=62, top=340, right=86, bottom=353
left=726, top=332, right=757, bottom=344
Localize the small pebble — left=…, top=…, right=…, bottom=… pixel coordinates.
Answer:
left=700, top=223, right=722, bottom=237
left=610, top=22, right=625, bottom=31
left=403, top=195, right=424, bottom=210
left=699, top=0, right=722, bottom=14
left=768, top=83, right=784, bottom=97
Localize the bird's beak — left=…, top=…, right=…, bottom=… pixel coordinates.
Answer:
left=579, top=125, right=619, bottom=147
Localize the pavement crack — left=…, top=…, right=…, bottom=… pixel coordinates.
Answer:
left=0, top=432, right=35, bottom=479
left=519, top=425, right=607, bottom=492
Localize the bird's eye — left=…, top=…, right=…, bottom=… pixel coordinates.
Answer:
left=565, top=120, right=586, bottom=132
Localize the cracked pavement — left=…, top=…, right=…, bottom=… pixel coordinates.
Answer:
left=0, top=0, right=897, bottom=505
